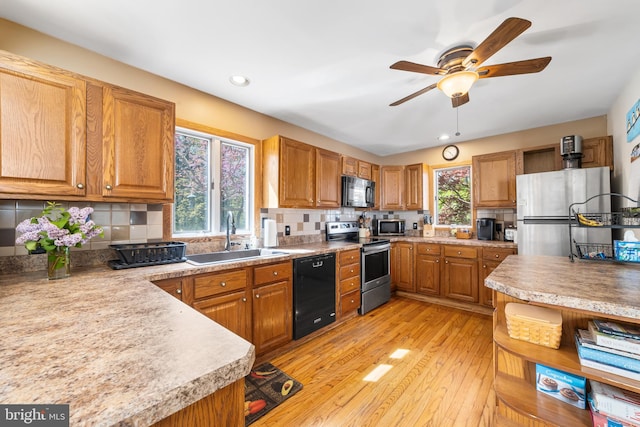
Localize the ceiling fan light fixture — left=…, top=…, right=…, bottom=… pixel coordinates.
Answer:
left=436, top=71, right=478, bottom=98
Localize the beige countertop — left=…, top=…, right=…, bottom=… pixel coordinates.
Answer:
left=485, top=255, right=640, bottom=318
left=0, top=237, right=514, bottom=426
left=0, top=266, right=256, bottom=426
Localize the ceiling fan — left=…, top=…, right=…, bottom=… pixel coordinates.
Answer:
left=389, top=17, right=551, bottom=108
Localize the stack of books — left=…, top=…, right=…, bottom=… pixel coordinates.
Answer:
left=574, top=320, right=640, bottom=381
left=589, top=380, right=640, bottom=426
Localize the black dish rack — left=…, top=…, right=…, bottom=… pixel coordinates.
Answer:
left=108, top=241, right=187, bottom=269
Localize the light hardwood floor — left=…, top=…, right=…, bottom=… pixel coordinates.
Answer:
left=252, top=296, right=495, bottom=426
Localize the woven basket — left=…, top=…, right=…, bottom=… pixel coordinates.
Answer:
left=505, top=303, right=562, bottom=349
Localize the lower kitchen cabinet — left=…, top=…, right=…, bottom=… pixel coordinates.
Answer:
left=394, top=242, right=415, bottom=292
left=479, top=247, right=517, bottom=307
left=190, top=268, right=252, bottom=342
left=442, top=245, right=479, bottom=303
left=415, top=243, right=441, bottom=296
left=252, top=261, right=293, bottom=355
left=154, top=277, right=185, bottom=301
left=338, top=248, right=361, bottom=317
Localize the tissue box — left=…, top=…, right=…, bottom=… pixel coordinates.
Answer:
left=536, top=364, right=586, bottom=409
left=614, top=240, right=640, bottom=263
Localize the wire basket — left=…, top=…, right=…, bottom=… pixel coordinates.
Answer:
left=110, top=241, right=187, bottom=266
left=573, top=241, right=612, bottom=260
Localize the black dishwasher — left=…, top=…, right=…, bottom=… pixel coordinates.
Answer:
left=293, top=253, right=336, bottom=340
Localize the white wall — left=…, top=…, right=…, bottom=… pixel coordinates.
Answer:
left=608, top=70, right=640, bottom=239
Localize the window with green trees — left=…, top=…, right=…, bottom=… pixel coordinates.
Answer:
left=173, top=128, right=253, bottom=235
left=434, top=165, right=471, bottom=226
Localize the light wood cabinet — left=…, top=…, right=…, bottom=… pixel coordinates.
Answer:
left=263, top=135, right=342, bottom=209
left=582, top=135, right=613, bottom=169
left=338, top=249, right=361, bottom=317
left=442, top=245, right=479, bottom=303
left=315, top=148, right=341, bottom=208
left=94, top=84, right=175, bottom=201
left=415, top=243, right=441, bottom=296
left=0, top=51, right=175, bottom=202
left=154, top=277, right=185, bottom=301
left=394, top=242, right=415, bottom=292
left=405, top=163, right=426, bottom=210
left=252, top=261, right=293, bottom=355
left=357, top=160, right=372, bottom=180
left=479, top=248, right=516, bottom=307
left=341, top=156, right=358, bottom=176
left=381, top=166, right=405, bottom=210
left=472, top=151, right=517, bottom=208
left=371, top=164, right=380, bottom=210
left=0, top=51, right=87, bottom=198
left=189, top=269, right=251, bottom=342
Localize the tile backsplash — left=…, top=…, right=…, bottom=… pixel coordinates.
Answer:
left=0, top=200, right=164, bottom=257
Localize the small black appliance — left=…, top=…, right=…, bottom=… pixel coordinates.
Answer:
left=476, top=218, right=496, bottom=240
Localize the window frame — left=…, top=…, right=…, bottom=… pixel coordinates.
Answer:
left=429, top=162, right=472, bottom=228
left=167, top=119, right=260, bottom=241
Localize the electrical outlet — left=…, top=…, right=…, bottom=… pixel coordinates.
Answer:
left=285, top=225, right=290, bottom=236
left=413, top=222, right=418, bottom=229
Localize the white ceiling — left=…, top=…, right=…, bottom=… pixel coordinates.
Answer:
left=2, top=0, right=640, bottom=156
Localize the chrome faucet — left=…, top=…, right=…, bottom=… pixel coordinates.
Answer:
left=225, top=211, right=237, bottom=251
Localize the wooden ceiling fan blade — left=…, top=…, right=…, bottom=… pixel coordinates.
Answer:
left=389, top=83, right=438, bottom=106
left=462, top=17, right=532, bottom=68
left=477, top=57, right=552, bottom=78
left=451, top=93, right=470, bottom=108
left=390, top=60, right=445, bottom=76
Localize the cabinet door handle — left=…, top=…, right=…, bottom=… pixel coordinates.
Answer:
left=255, top=294, right=260, bottom=298
left=445, top=260, right=449, bottom=264
left=242, top=297, right=247, bottom=302
left=176, top=288, right=182, bottom=294
left=76, top=183, right=85, bottom=189
left=220, top=282, right=226, bottom=287
left=457, top=251, right=462, bottom=255
left=483, top=264, right=487, bottom=269
left=435, top=259, right=439, bottom=263
left=495, top=254, right=500, bottom=258
left=105, top=184, right=113, bottom=190
left=273, top=271, right=278, bottom=276
left=350, top=299, right=355, bottom=304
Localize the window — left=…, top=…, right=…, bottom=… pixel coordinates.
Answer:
left=173, top=128, right=253, bottom=236
left=433, top=165, right=471, bottom=226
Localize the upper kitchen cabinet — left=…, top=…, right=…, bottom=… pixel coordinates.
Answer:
left=516, top=136, right=613, bottom=174
left=0, top=51, right=87, bottom=198
left=0, top=51, right=176, bottom=203
left=315, top=148, right=341, bottom=208
left=88, top=83, right=175, bottom=202
left=341, top=156, right=372, bottom=180
left=263, top=135, right=317, bottom=208
left=472, top=151, right=517, bottom=208
left=405, top=163, right=427, bottom=210
left=380, top=166, right=404, bottom=210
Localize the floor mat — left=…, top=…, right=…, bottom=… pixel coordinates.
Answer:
left=244, top=362, right=303, bottom=426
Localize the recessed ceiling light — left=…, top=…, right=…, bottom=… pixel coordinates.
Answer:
left=438, top=134, right=450, bottom=141
left=229, top=75, right=250, bottom=87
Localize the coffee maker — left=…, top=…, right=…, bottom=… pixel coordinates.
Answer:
left=560, top=135, right=583, bottom=169
left=476, top=218, right=495, bottom=240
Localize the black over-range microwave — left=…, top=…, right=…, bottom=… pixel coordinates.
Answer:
left=341, top=176, right=375, bottom=208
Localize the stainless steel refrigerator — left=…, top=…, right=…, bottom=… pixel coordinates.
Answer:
left=516, top=167, right=611, bottom=256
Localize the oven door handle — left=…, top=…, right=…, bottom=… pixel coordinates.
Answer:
left=361, top=243, right=391, bottom=254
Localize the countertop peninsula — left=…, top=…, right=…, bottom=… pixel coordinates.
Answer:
left=485, top=254, right=640, bottom=318
left=0, top=236, right=516, bottom=426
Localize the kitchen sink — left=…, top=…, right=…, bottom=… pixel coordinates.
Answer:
left=186, top=248, right=286, bottom=265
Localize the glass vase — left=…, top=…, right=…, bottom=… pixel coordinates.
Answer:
left=47, top=246, right=70, bottom=280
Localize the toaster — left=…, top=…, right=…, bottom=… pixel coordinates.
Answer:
left=505, top=228, right=517, bottom=243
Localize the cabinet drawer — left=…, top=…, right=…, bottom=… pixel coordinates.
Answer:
left=194, top=269, right=248, bottom=299
left=340, top=263, right=359, bottom=280
left=340, top=276, right=360, bottom=294
left=444, top=245, right=478, bottom=259
left=482, top=248, right=516, bottom=262
left=254, top=261, right=292, bottom=286
left=339, top=249, right=360, bottom=266
left=341, top=290, right=360, bottom=314
left=417, top=243, right=441, bottom=255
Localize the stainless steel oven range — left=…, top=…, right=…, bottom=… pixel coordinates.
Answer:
left=325, top=221, right=391, bottom=314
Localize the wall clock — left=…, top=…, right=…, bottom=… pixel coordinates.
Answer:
left=442, top=144, right=459, bottom=161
